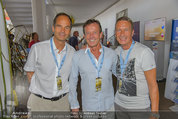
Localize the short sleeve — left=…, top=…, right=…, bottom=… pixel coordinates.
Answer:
left=23, top=45, right=37, bottom=72
left=141, top=48, right=156, bottom=71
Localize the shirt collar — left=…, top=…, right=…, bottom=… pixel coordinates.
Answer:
left=85, top=43, right=103, bottom=54
left=52, top=37, right=67, bottom=53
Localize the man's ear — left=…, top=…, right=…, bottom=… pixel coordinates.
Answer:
left=132, top=29, right=134, bottom=37
left=52, top=25, right=54, bottom=33
left=100, top=32, right=103, bottom=40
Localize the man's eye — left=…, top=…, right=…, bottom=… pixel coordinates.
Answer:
left=117, top=29, right=121, bottom=32
left=125, top=29, right=129, bottom=31
left=65, top=26, right=70, bottom=30
left=86, top=32, right=90, bottom=35
left=56, top=25, right=62, bottom=28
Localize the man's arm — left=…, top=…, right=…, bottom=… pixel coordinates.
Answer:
left=75, top=38, right=79, bottom=50
left=78, top=37, right=84, bottom=44
left=68, top=53, right=80, bottom=112
left=112, top=52, right=118, bottom=77
left=24, top=45, right=36, bottom=83
left=75, top=45, right=79, bottom=51
left=144, top=68, right=159, bottom=113
left=26, top=72, right=34, bottom=83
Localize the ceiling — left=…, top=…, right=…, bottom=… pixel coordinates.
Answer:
left=2, top=0, right=120, bottom=27
left=2, top=0, right=32, bottom=26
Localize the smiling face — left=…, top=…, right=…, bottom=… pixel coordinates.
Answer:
left=115, top=20, right=134, bottom=50
left=84, top=23, right=102, bottom=48
left=52, top=15, right=71, bottom=42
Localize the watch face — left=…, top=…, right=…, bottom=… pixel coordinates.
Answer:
left=151, top=113, right=160, bottom=118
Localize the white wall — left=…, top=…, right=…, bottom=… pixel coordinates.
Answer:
left=32, top=0, right=48, bottom=41
left=25, top=26, right=33, bottom=34
left=46, top=5, right=57, bottom=39
left=40, top=0, right=178, bottom=79
left=45, top=6, right=84, bottom=40
left=95, top=0, right=178, bottom=80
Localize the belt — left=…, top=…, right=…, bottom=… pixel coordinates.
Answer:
left=34, top=93, right=67, bottom=101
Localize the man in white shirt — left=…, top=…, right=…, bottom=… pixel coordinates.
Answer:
left=24, top=12, right=75, bottom=111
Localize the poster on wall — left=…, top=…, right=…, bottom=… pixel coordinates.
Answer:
left=133, top=21, right=140, bottom=42
left=165, top=19, right=178, bottom=112
left=116, top=8, right=128, bottom=19
left=170, top=19, right=178, bottom=59
left=165, top=59, right=178, bottom=104
left=144, top=17, right=166, bottom=41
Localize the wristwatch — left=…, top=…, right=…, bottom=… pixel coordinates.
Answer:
left=150, top=112, right=160, bottom=119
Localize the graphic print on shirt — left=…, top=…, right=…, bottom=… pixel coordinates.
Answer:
left=116, top=55, right=136, bottom=96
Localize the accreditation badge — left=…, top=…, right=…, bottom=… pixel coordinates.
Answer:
left=56, top=76, right=62, bottom=90
left=96, top=77, right=102, bottom=92
left=118, top=80, right=122, bottom=92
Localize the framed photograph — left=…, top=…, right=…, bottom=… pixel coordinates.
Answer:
left=116, top=8, right=128, bottom=19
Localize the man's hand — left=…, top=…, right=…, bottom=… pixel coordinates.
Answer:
left=144, top=68, right=159, bottom=112
left=27, top=72, right=34, bottom=83
left=71, top=108, right=79, bottom=119
left=72, top=108, right=79, bottom=112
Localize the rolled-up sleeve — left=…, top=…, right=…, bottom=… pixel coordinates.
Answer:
left=68, top=53, right=80, bottom=109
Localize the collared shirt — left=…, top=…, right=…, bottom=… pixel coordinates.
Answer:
left=69, top=45, right=117, bottom=111
left=24, top=37, right=75, bottom=98
left=84, top=46, right=103, bottom=65
left=52, top=39, right=67, bottom=96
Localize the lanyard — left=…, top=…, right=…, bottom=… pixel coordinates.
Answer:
left=50, top=38, right=67, bottom=77
left=87, top=47, right=104, bottom=77
left=120, top=40, right=135, bottom=78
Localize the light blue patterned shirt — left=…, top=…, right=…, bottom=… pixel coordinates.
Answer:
left=69, top=45, right=117, bottom=111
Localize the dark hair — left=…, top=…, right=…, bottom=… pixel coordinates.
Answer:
left=115, top=16, right=134, bottom=31
left=31, top=32, right=38, bottom=39
left=83, top=19, right=102, bottom=34
left=73, top=31, right=78, bottom=36
left=53, top=12, right=72, bottom=28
